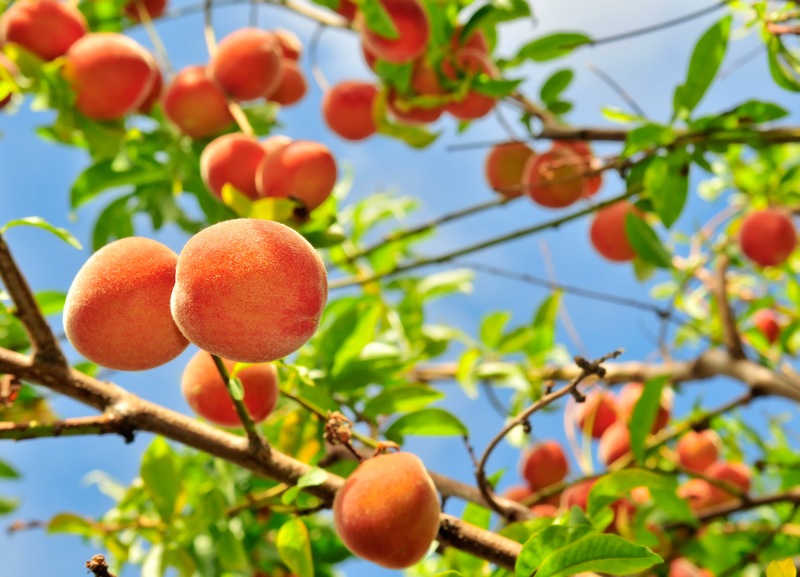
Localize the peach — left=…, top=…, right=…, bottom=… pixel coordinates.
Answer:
left=450, top=25, right=489, bottom=54
left=590, top=201, right=642, bottom=262
left=670, top=558, right=713, bottom=577
left=520, top=440, right=568, bottom=490
left=598, top=421, right=631, bottom=467
left=256, top=141, right=337, bottom=211
left=358, top=0, right=429, bottom=64
left=123, top=0, right=167, bottom=21
left=444, top=49, right=498, bottom=121
left=0, top=53, right=19, bottom=108
left=753, top=308, right=780, bottom=344
left=0, top=0, right=86, bottom=61
left=705, top=461, right=750, bottom=505
left=739, top=208, right=797, bottom=267
left=334, top=0, right=357, bottom=20
left=617, top=382, right=671, bottom=434
left=523, top=145, right=585, bottom=208
left=181, top=350, right=279, bottom=428
left=63, top=237, right=189, bottom=371
left=200, top=133, right=266, bottom=200
left=322, top=81, right=378, bottom=141
left=210, top=28, right=283, bottom=101
left=268, top=59, right=307, bottom=106
left=553, top=141, right=602, bottom=196
left=530, top=504, right=559, bottom=517
left=676, top=430, right=719, bottom=473
left=163, top=65, right=234, bottom=138
left=274, top=28, right=302, bottom=60
left=677, top=478, right=714, bottom=512
left=261, top=134, right=292, bottom=157
left=388, top=61, right=446, bottom=124
left=63, top=33, right=157, bottom=120
left=483, top=142, right=535, bottom=198
left=502, top=485, right=533, bottom=504
left=560, top=479, right=596, bottom=511
left=333, top=452, right=440, bottom=569
left=170, top=219, right=327, bottom=363
left=361, top=42, right=378, bottom=71
left=136, top=65, right=163, bottom=113
left=575, top=390, right=618, bottom=439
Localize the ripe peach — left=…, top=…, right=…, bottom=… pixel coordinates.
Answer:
left=200, top=133, right=266, bottom=200
left=753, top=308, right=780, bottom=344
left=530, top=504, right=559, bottom=517
left=268, top=59, right=307, bottom=106
left=444, top=49, right=498, bottom=121
left=484, top=142, right=535, bottom=198
left=598, top=421, right=631, bottom=467
left=261, top=134, right=292, bottom=157
left=274, top=28, right=302, bottom=60
left=388, top=61, right=446, bottom=124
left=739, top=208, right=797, bottom=267
left=361, top=42, right=378, bottom=71
left=0, top=0, right=86, bottom=61
left=333, top=452, right=440, bottom=569
left=560, top=479, right=596, bottom=511
left=450, top=25, right=489, bottom=54
left=210, top=28, right=283, bottom=101
left=136, top=65, right=163, bottom=113
left=181, top=350, right=279, bottom=427
left=171, top=219, right=327, bottom=363
left=521, top=440, right=568, bottom=490
left=617, top=382, right=671, bottom=434
left=123, top=0, right=167, bottom=21
left=358, top=0, right=429, bottom=64
left=63, top=33, right=157, bottom=120
left=553, top=141, right=602, bottom=196
left=322, top=81, right=378, bottom=141
left=575, top=390, right=618, bottom=439
left=334, top=0, right=357, bottom=20
left=63, top=237, right=189, bottom=371
left=676, top=430, right=720, bottom=473
left=705, top=461, right=750, bottom=505
left=523, top=146, right=585, bottom=208
left=677, top=478, right=713, bottom=512
left=256, top=141, right=337, bottom=211
left=163, top=66, right=234, bottom=138
left=670, top=558, right=713, bottom=577
left=590, top=201, right=641, bottom=262
left=502, top=485, right=533, bottom=504
left=0, top=53, right=19, bottom=108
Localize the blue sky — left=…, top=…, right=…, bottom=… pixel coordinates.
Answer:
left=2, top=0, right=799, bottom=575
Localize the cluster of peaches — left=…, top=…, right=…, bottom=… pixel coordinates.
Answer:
left=505, top=383, right=751, bottom=531
left=63, top=218, right=328, bottom=427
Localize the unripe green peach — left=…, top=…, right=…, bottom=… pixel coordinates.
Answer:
left=170, top=219, right=327, bottom=363
left=333, top=452, right=440, bottom=569
left=64, top=237, right=189, bottom=370
left=181, top=350, right=278, bottom=427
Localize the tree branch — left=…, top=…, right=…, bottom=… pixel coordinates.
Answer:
left=714, top=255, right=746, bottom=359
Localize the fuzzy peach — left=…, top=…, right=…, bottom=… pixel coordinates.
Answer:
left=358, top=0, right=429, bottom=64
left=274, top=28, right=302, bottom=60
left=676, top=430, right=720, bottom=473
left=705, top=461, right=751, bottom=506
left=256, top=140, right=337, bottom=211
left=599, top=421, right=631, bottom=467
left=616, top=382, right=671, bottom=434
left=63, top=237, right=189, bottom=371
left=200, top=133, right=266, bottom=200
left=575, top=390, right=618, bottom=439
left=560, top=479, right=597, bottom=512
left=268, top=59, right=307, bottom=106
left=753, top=308, right=780, bottom=344
left=322, top=81, right=379, bottom=141
left=210, top=28, right=283, bottom=101
left=521, top=440, right=569, bottom=490
left=163, top=66, right=234, bottom=138
left=0, top=0, right=86, bottom=61
left=553, top=141, right=602, bottom=196
left=739, top=208, right=797, bottom=267
left=590, top=201, right=641, bottom=262
left=523, top=146, right=585, bottom=208
left=388, top=61, right=446, bottom=124
left=484, top=142, right=535, bottom=198
left=170, top=219, right=327, bottom=363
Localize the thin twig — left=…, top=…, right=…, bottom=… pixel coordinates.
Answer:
left=0, top=414, right=134, bottom=443
left=586, top=62, right=646, bottom=118
left=714, top=255, right=746, bottom=360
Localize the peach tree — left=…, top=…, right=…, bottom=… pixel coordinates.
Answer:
left=0, top=0, right=800, bottom=576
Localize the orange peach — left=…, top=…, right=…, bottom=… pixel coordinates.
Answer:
left=123, top=0, right=167, bottom=21
left=268, top=59, right=307, bottom=106
left=322, top=81, right=378, bottom=141
left=753, top=308, right=780, bottom=344
left=670, top=558, right=713, bottom=577
left=677, top=478, right=714, bottom=512
left=598, top=421, right=631, bottom=467
left=181, top=350, right=279, bottom=427
left=274, top=28, right=302, bottom=60
left=261, top=134, right=292, bottom=157
left=163, top=65, right=234, bottom=138
left=334, top=0, right=357, bottom=20
left=553, top=141, right=602, bottom=196
left=0, top=0, right=86, bottom=61
left=64, top=33, right=157, bottom=120
left=617, top=382, right=671, bottom=434
left=444, top=49, right=498, bottom=121
left=210, top=28, right=283, bottom=101
left=63, top=237, right=189, bottom=371
left=387, top=61, right=446, bottom=124
left=484, top=142, right=535, bottom=198
left=170, top=219, right=327, bottom=363
left=739, top=208, right=797, bottom=267
left=256, top=140, right=337, bottom=211
left=530, top=504, right=559, bottom=517
left=560, top=479, right=596, bottom=512
left=333, top=452, right=440, bottom=569
left=358, top=0, right=429, bottom=64
left=523, top=146, right=585, bottom=209
left=676, top=430, right=720, bottom=473
left=200, top=133, right=266, bottom=200
left=502, top=485, right=533, bottom=503
left=521, top=440, right=568, bottom=490
left=705, top=461, right=751, bottom=506
left=575, top=390, right=618, bottom=439
left=590, top=201, right=641, bottom=262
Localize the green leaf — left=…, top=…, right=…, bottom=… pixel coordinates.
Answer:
left=70, top=158, right=167, bottom=208
left=673, top=16, right=731, bottom=116
left=480, top=311, right=512, bottom=349
left=601, top=107, right=644, bottom=124
left=725, top=99, right=788, bottom=123
left=34, top=291, right=67, bottom=316
left=0, top=458, right=20, bottom=479
left=1, top=217, right=82, bottom=250
left=359, top=0, right=399, bottom=38
left=417, top=269, right=474, bottom=300
left=767, top=36, right=800, bottom=92
left=628, top=376, right=668, bottom=464
left=0, top=496, right=18, bottom=515
left=767, top=559, right=797, bottom=577
left=516, top=525, right=592, bottom=577
left=645, top=154, right=688, bottom=229
left=624, top=214, right=672, bottom=269
left=47, top=512, right=95, bottom=536
left=141, top=543, right=165, bottom=577
left=540, top=69, right=573, bottom=103
left=217, top=525, right=250, bottom=571
left=535, top=534, right=662, bottom=577
left=528, top=292, right=561, bottom=364
left=277, top=519, right=314, bottom=577
left=140, top=437, right=180, bottom=523
left=384, top=408, right=468, bottom=443
left=363, top=385, right=445, bottom=417
left=516, top=32, right=592, bottom=63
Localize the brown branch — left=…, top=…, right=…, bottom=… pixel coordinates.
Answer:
left=766, top=22, right=800, bottom=35
left=86, top=555, right=117, bottom=577
left=0, top=415, right=134, bottom=442
left=714, top=255, right=746, bottom=359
